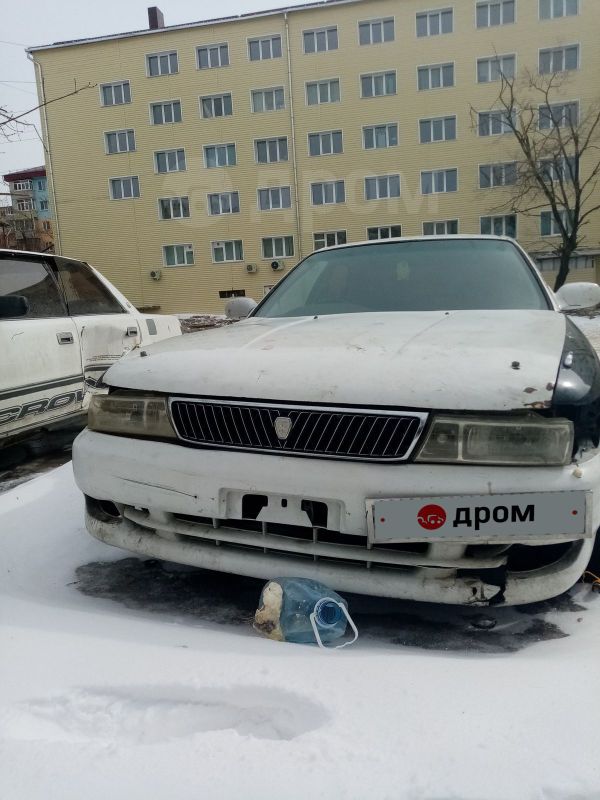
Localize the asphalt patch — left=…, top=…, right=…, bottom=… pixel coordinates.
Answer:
left=74, top=557, right=583, bottom=653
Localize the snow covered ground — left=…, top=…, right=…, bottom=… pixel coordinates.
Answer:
left=1, top=464, right=600, bottom=799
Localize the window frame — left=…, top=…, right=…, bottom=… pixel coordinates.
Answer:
left=364, top=174, right=401, bottom=200
left=478, top=109, right=516, bottom=136
left=422, top=220, right=459, bottom=235
left=99, top=80, right=132, bottom=107
left=538, top=44, right=580, bottom=75
left=480, top=214, right=518, bottom=237
left=199, top=93, right=233, bottom=119
left=416, top=61, right=455, bottom=91
left=420, top=168, right=459, bottom=195
left=108, top=175, right=140, bottom=200
left=475, top=0, right=516, bottom=28
left=539, top=0, right=579, bottom=20
left=540, top=209, right=571, bottom=237
left=476, top=53, right=517, bottom=83
left=302, top=26, right=339, bottom=54
left=206, top=191, right=241, bottom=216
left=145, top=50, right=179, bottom=77
left=211, top=240, right=244, bottom=264
left=149, top=99, right=183, bottom=125
left=360, top=70, right=397, bottom=98
left=254, top=137, right=289, bottom=164
left=478, top=161, right=518, bottom=188
left=358, top=16, right=395, bottom=45
left=104, top=128, right=136, bottom=154
left=250, top=86, right=286, bottom=113
left=305, top=77, right=341, bottom=106
left=154, top=148, right=187, bottom=174
left=313, top=230, right=347, bottom=249
left=261, top=235, right=295, bottom=260
left=157, top=196, right=191, bottom=221
left=310, top=180, right=346, bottom=206
left=257, top=186, right=292, bottom=211
left=419, top=116, right=457, bottom=144
left=196, top=42, right=230, bottom=70
left=203, top=142, right=237, bottom=168
left=366, top=225, right=402, bottom=240
left=247, top=33, right=283, bottom=61
left=162, top=243, right=195, bottom=267
left=416, top=7, right=454, bottom=37
left=363, top=123, right=399, bottom=150
left=308, top=129, right=344, bottom=156
left=538, top=100, right=580, bottom=130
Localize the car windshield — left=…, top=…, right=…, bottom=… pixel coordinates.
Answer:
left=254, top=239, right=550, bottom=317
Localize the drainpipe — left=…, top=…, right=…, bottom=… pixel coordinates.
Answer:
left=284, top=12, right=302, bottom=260
left=27, top=52, right=62, bottom=254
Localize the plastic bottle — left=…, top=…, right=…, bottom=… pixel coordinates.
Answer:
left=254, top=577, right=358, bottom=648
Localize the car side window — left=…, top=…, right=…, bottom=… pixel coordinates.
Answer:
left=0, top=257, right=67, bottom=318
left=54, top=258, right=126, bottom=315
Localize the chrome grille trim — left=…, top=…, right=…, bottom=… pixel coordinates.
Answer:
left=168, top=398, right=428, bottom=462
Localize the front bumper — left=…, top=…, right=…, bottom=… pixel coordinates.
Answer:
left=73, top=429, right=600, bottom=605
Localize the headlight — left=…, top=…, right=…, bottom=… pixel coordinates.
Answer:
left=88, top=392, right=177, bottom=439
left=415, top=415, right=573, bottom=466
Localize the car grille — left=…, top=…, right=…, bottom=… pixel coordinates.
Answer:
left=169, top=399, right=426, bottom=462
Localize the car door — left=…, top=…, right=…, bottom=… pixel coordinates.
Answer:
left=0, top=253, right=84, bottom=442
left=51, top=257, right=140, bottom=398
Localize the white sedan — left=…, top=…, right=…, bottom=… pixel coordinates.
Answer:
left=73, top=236, right=600, bottom=606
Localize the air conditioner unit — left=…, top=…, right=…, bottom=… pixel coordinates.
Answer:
left=246, top=263, right=258, bottom=274
left=271, top=260, right=284, bottom=271
left=150, top=269, right=162, bottom=281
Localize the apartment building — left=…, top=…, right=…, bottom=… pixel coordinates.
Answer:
left=28, top=0, right=599, bottom=312
left=1, top=167, right=54, bottom=252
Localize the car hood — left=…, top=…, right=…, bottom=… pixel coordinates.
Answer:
left=104, top=310, right=566, bottom=411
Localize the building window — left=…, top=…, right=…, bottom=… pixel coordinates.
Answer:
left=308, top=130, right=343, bottom=156
left=258, top=186, right=291, bottom=210
left=212, top=240, right=244, bottom=262
left=540, top=210, right=572, bottom=236
left=109, top=176, right=140, bottom=199
left=423, top=220, right=459, bottom=235
left=306, top=78, right=340, bottom=105
left=204, top=143, right=236, bottom=167
left=303, top=27, right=338, bottom=53
left=478, top=110, right=515, bottom=136
left=363, top=123, right=398, bottom=149
left=540, top=0, right=578, bottom=19
left=539, top=45, right=579, bottom=74
left=421, top=169, right=458, bottom=194
left=42, top=220, right=51, bottom=231
left=481, top=214, right=517, bottom=237
left=419, top=116, right=456, bottom=143
left=163, top=244, right=194, bottom=266
left=100, top=81, right=131, bottom=106
left=365, top=175, right=401, bottom=200
left=197, top=43, right=229, bottom=69
left=208, top=192, right=240, bottom=215
left=262, top=236, right=294, bottom=259
left=146, top=51, right=178, bottom=76
left=417, top=63, right=454, bottom=90
left=40, top=200, right=49, bottom=211
left=158, top=196, right=190, bottom=220
left=248, top=35, right=282, bottom=60
left=311, top=180, right=345, bottom=205
left=416, top=8, right=453, bottom=36
left=155, top=148, right=186, bottom=173
left=540, top=156, right=577, bottom=183
left=16, top=199, right=35, bottom=211
left=476, top=1, right=515, bottom=27
left=255, top=137, right=288, bottom=164
left=13, top=180, right=31, bottom=191
left=359, top=18, right=394, bottom=45
left=539, top=102, right=579, bottom=129
left=200, top=93, right=232, bottom=118
left=367, top=225, right=402, bottom=239
left=251, top=87, right=285, bottom=112
left=150, top=100, right=182, bottom=125
left=477, top=54, right=516, bottom=83
left=361, top=71, right=396, bottom=98
left=537, top=254, right=590, bottom=272
left=314, top=230, right=347, bottom=249
left=105, top=129, right=135, bottom=153
left=37, top=181, right=44, bottom=190
left=479, top=162, right=518, bottom=188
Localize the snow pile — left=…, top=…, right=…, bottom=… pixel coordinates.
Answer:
left=1, top=464, right=600, bottom=799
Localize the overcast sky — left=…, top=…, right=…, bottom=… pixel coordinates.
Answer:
left=0, top=0, right=308, bottom=180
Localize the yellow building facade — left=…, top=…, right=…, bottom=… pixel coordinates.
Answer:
left=30, top=0, right=600, bottom=312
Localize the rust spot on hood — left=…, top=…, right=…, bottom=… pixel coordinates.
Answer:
left=523, top=387, right=537, bottom=394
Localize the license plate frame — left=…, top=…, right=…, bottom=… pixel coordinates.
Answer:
left=366, top=491, right=591, bottom=543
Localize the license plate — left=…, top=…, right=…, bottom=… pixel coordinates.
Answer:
left=367, top=491, right=589, bottom=542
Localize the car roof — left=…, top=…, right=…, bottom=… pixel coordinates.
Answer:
left=317, top=234, right=517, bottom=253
left=0, top=248, right=83, bottom=263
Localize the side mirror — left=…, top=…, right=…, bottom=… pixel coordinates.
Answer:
left=555, top=282, right=600, bottom=312
left=225, top=296, right=258, bottom=320
left=0, top=295, right=29, bottom=319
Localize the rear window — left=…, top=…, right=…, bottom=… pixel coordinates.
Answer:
left=54, top=258, right=125, bottom=315
left=0, top=256, right=66, bottom=318
left=254, top=239, right=550, bottom=318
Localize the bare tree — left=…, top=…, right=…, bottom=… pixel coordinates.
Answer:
left=476, top=71, right=600, bottom=290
